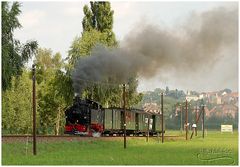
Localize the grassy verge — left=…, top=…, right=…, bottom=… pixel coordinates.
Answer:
left=2, top=131, right=238, bottom=165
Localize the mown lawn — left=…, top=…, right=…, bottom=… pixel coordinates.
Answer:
left=2, top=131, right=238, bottom=165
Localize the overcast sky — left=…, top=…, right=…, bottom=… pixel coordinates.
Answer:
left=14, top=1, right=238, bottom=93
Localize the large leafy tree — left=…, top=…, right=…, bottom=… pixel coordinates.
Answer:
left=69, top=1, right=117, bottom=67
left=82, top=1, right=117, bottom=45
left=2, top=2, right=38, bottom=91
left=35, top=48, right=73, bottom=135
left=68, top=2, right=142, bottom=108
left=126, top=77, right=143, bottom=108
left=2, top=70, right=39, bottom=134
left=2, top=48, right=74, bottom=135
left=68, top=29, right=111, bottom=68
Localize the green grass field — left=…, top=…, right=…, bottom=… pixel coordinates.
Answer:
left=2, top=131, right=238, bottom=165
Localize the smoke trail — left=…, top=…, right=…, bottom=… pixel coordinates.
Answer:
left=72, top=6, right=238, bottom=94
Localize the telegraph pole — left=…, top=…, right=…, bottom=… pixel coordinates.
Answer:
left=123, top=84, right=126, bottom=149
left=202, top=104, right=205, bottom=139
left=185, top=100, right=188, bottom=140
left=195, top=106, right=198, bottom=136
left=180, top=104, right=183, bottom=133
left=32, top=64, right=37, bottom=155
left=161, top=93, right=164, bottom=143
left=147, top=115, right=149, bottom=142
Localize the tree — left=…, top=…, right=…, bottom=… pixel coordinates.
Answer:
left=127, top=77, right=143, bottom=108
left=2, top=70, right=38, bottom=134
left=67, top=2, right=142, bottom=108
left=36, top=48, right=73, bottom=135
left=165, top=86, right=169, bottom=95
left=68, top=29, right=112, bottom=67
left=82, top=1, right=117, bottom=45
left=68, top=1, right=118, bottom=66
left=222, top=88, right=232, bottom=94
left=2, top=2, right=38, bottom=91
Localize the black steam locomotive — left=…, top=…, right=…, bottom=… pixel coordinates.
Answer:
left=64, top=96, right=165, bottom=136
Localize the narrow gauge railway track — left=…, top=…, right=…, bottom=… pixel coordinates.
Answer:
left=2, top=135, right=183, bottom=143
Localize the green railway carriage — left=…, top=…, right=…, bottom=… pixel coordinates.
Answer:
left=135, top=110, right=149, bottom=131
left=103, top=108, right=123, bottom=133
left=104, top=108, right=113, bottom=130
left=103, top=107, right=165, bottom=135
left=125, top=110, right=136, bottom=130
left=151, top=114, right=165, bottom=134
left=113, top=109, right=121, bottom=130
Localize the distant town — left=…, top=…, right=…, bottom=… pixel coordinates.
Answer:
left=139, top=87, right=238, bottom=129
left=186, top=90, right=238, bottom=119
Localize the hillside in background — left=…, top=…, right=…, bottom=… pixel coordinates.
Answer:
left=136, top=87, right=238, bottom=130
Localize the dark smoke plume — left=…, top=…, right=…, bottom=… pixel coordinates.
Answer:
left=72, top=6, right=238, bottom=94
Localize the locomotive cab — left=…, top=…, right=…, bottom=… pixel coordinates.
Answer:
left=64, top=96, right=104, bottom=136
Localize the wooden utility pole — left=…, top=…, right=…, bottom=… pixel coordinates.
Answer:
left=180, top=105, right=183, bottom=133
left=147, top=115, right=149, bottom=142
left=32, top=64, right=37, bottom=155
left=123, top=84, right=126, bottom=149
left=195, top=106, right=198, bottom=136
left=202, top=105, right=205, bottom=139
left=161, top=93, right=164, bottom=143
left=185, top=100, right=188, bottom=140
left=190, top=105, right=203, bottom=139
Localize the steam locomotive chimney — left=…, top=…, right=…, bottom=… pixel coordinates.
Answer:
left=74, top=93, right=80, bottom=104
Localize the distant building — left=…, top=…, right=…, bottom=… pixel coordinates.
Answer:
left=204, top=107, right=211, bottom=118
left=221, top=92, right=227, bottom=96
left=186, top=90, right=199, bottom=101
left=230, top=92, right=239, bottom=102
left=205, top=92, right=218, bottom=103
left=143, top=103, right=160, bottom=114
left=216, top=93, right=222, bottom=104
left=203, top=91, right=238, bottom=105
left=186, top=95, right=199, bottom=102
left=203, top=106, right=218, bottom=118
left=186, top=90, right=239, bottom=119
left=208, top=104, right=238, bottom=119
left=222, top=104, right=238, bottom=118
left=221, top=92, right=238, bottom=104
left=199, top=93, right=207, bottom=99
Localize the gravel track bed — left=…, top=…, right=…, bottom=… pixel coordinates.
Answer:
left=2, top=135, right=183, bottom=143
